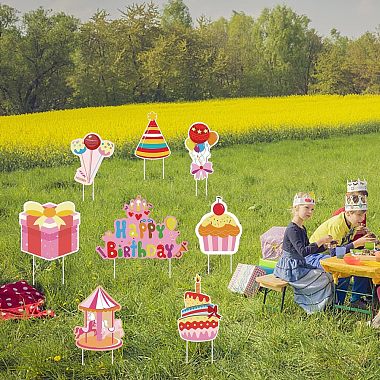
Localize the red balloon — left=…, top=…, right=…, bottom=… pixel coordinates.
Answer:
left=188, top=123, right=210, bottom=144
left=84, top=134, right=101, bottom=150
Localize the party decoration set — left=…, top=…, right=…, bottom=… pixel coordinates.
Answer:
left=11, top=112, right=237, bottom=366
left=185, top=122, right=219, bottom=196
left=196, top=197, right=242, bottom=274
left=71, top=133, right=115, bottom=200
left=178, top=275, right=222, bottom=363
left=135, top=112, right=171, bottom=180
left=19, top=201, right=80, bottom=284
left=96, top=195, right=188, bottom=278
left=74, top=286, right=124, bottom=365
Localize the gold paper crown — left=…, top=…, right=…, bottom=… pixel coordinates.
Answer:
left=292, top=193, right=315, bottom=207
left=347, top=179, right=367, bottom=193
left=345, top=194, right=367, bottom=211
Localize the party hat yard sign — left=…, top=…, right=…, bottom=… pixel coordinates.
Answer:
left=135, top=112, right=171, bottom=180
left=96, top=195, right=188, bottom=278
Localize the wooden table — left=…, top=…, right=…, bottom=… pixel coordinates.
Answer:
left=320, top=256, right=380, bottom=317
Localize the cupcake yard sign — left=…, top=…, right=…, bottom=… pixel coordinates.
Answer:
left=96, top=195, right=188, bottom=278
left=196, top=197, right=242, bottom=274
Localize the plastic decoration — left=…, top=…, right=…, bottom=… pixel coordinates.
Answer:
left=19, top=201, right=80, bottom=285
left=74, top=286, right=124, bottom=365
left=71, top=133, right=115, bottom=201
left=185, top=122, right=219, bottom=196
left=196, top=196, right=242, bottom=274
left=96, top=195, right=188, bottom=278
left=135, top=112, right=171, bottom=180
left=178, top=275, right=222, bottom=363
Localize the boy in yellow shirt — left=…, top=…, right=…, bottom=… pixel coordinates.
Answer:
left=309, top=193, right=375, bottom=307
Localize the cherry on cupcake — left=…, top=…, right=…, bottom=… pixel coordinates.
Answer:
left=213, top=198, right=225, bottom=215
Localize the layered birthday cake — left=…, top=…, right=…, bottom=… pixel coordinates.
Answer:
left=178, top=275, right=221, bottom=342
left=196, top=197, right=242, bottom=254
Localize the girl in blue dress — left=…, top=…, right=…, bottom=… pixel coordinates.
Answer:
left=274, top=192, right=334, bottom=314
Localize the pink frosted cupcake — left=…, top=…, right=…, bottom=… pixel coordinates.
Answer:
left=196, top=197, right=242, bottom=254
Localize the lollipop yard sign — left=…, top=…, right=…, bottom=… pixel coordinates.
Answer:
left=71, top=133, right=115, bottom=200
left=96, top=195, right=188, bottom=278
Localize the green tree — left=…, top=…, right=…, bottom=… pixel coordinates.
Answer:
left=69, top=10, right=121, bottom=106
left=161, top=0, right=192, bottom=30
left=346, top=32, right=380, bottom=93
left=253, top=5, right=321, bottom=95
left=0, top=4, right=21, bottom=114
left=1, top=7, right=78, bottom=114
left=311, top=30, right=354, bottom=94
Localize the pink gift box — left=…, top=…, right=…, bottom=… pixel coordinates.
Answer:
left=19, top=202, right=80, bottom=261
left=228, top=264, right=266, bottom=297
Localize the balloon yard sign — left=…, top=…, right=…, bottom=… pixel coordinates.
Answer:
left=96, top=195, right=188, bottom=278
left=185, top=122, right=219, bottom=196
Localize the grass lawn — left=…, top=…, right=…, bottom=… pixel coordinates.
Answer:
left=0, top=133, right=379, bottom=379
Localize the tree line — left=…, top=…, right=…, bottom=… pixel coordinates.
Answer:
left=1, top=0, right=380, bottom=115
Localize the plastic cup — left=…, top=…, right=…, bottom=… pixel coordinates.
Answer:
left=336, top=247, right=346, bottom=259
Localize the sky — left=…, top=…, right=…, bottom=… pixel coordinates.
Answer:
left=4, top=0, right=380, bottom=38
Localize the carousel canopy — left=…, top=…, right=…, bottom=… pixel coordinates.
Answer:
left=79, top=286, right=121, bottom=312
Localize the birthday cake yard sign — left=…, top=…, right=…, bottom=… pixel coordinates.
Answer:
left=96, top=195, right=188, bottom=278
left=178, top=275, right=222, bottom=363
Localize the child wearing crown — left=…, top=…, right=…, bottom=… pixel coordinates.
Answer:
left=309, top=186, right=376, bottom=309
left=273, top=192, right=334, bottom=314
left=332, top=179, right=369, bottom=241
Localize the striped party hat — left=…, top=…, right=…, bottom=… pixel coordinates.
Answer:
left=135, top=112, right=171, bottom=160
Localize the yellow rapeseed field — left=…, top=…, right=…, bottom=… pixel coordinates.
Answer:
left=1, top=95, right=380, bottom=169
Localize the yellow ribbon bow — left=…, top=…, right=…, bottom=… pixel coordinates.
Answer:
left=24, top=201, right=76, bottom=229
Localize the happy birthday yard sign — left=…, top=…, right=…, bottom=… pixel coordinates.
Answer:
left=96, top=195, right=188, bottom=278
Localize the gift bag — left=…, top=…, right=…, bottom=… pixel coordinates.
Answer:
left=0, top=280, right=54, bottom=320
left=228, top=264, right=266, bottom=297
left=260, top=226, right=286, bottom=260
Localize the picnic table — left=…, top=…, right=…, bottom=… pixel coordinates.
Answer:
left=320, top=256, right=380, bottom=318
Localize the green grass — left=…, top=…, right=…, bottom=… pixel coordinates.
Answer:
left=0, top=133, right=380, bottom=379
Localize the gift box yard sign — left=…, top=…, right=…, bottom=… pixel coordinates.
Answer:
left=96, top=195, right=188, bottom=278
left=19, top=201, right=80, bottom=285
